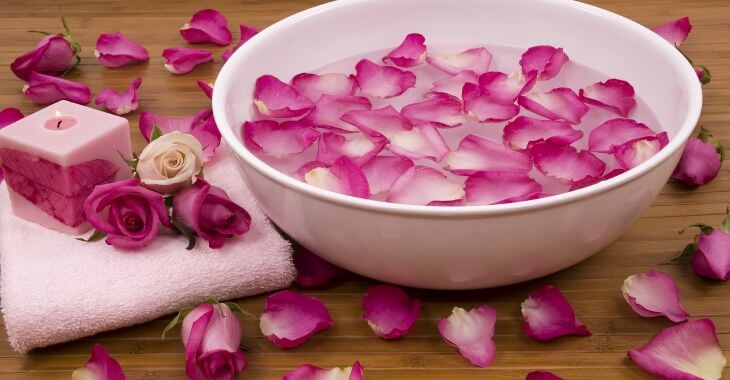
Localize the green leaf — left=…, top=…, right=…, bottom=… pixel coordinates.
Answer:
left=118, top=151, right=139, bottom=172
left=164, top=196, right=174, bottom=209
left=206, top=298, right=220, bottom=305
left=76, top=229, right=107, bottom=243
left=697, top=127, right=713, bottom=142
left=27, top=30, right=52, bottom=35
left=717, top=142, right=726, bottom=162
left=663, top=242, right=697, bottom=264
left=224, top=302, right=255, bottom=318
left=170, top=217, right=196, bottom=250
left=59, top=11, right=71, bottom=36
left=696, top=65, right=712, bottom=85
left=162, top=307, right=193, bottom=339
left=679, top=223, right=714, bottom=235
left=151, top=124, right=164, bottom=141
left=721, top=206, right=730, bottom=234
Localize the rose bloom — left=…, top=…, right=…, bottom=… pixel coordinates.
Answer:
left=137, top=131, right=205, bottom=194
left=11, top=34, right=76, bottom=80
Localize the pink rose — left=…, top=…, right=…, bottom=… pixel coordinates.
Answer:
left=83, top=179, right=172, bottom=250
left=11, top=34, right=77, bottom=80
left=181, top=303, right=247, bottom=380
left=172, top=178, right=251, bottom=249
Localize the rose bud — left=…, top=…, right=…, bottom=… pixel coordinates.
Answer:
left=672, top=127, right=724, bottom=186
left=679, top=208, right=730, bottom=281
left=137, top=131, right=205, bottom=194
left=11, top=34, right=78, bottom=80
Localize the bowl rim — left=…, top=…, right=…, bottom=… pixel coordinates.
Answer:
left=212, top=0, right=703, bottom=217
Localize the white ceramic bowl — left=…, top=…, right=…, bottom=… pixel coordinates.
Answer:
left=213, top=0, right=702, bottom=289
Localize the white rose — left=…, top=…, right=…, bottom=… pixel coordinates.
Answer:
left=137, top=131, right=205, bottom=194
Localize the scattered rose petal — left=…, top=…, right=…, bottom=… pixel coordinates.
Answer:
left=22, top=72, right=90, bottom=105
left=71, top=343, right=126, bottom=380
left=354, top=59, right=416, bottom=98
left=438, top=306, right=497, bottom=367
left=162, top=47, right=213, bottom=74
left=465, top=171, right=543, bottom=205
left=518, top=88, right=588, bottom=124
left=243, top=119, right=319, bottom=158
left=446, top=134, right=533, bottom=176
left=579, top=79, right=636, bottom=117
left=672, top=130, right=724, bottom=186
left=569, top=168, right=626, bottom=191
left=292, top=73, right=357, bottom=102
left=383, top=33, right=427, bottom=68
left=95, top=32, right=149, bottom=68
left=253, top=75, right=314, bottom=118
left=317, top=132, right=386, bottom=166
left=622, top=270, right=690, bottom=322
left=298, top=157, right=370, bottom=198
left=340, top=105, right=412, bottom=139
left=526, top=371, right=563, bottom=380
left=401, top=93, right=465, bottom=128
left=197, top=80, right=213, bottom=99
left=304, top=95, right=372, bottom=132
left=652, top=17, right=692, bottom=46
left=260, top=290, right=334, bottom=348
left=462, top=82, right=519, bottom=122
left=0, top=108, right=24, bottom=129
left=222, top=24, right=259, bottom=61
left=692, top=231, right=730, bottom=281
left=530, top=142, right=606, bottom=184
left=521, top=285, right=591, bottom=341
left=387, top=166, right=464, bottom=206
left=179, top=8, right=232, bottom=46
left=294, top=247, right=347, bottom=288
left=361, top=156, right=414, bottom=195
left=94, top=76, right=142, bottom=115
left=427, top=70, right=478, bottom=98
left=519, top=45, right=569, bottom=80
left=139, top=110, right=221, bottom=159
left=613, top=132, right=669, bottom=169
left=503, top=116, right=583, bottom=150
left=588, top=118, right=659, bottom=153
left=386, top=124, right=450, bottom=162
left=283, top=361, right=363, bottom=380
left=362, top=285, right=420, bottom=339
left=478, top=71, right=537, bottom=105
left=11, top=34, right=76, bottom=80
left=426, top=47, right=492, bottom=75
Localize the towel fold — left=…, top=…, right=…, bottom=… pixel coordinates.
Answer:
left=0, top=146, right=295, bottom=353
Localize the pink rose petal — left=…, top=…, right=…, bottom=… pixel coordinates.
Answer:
left=292, top=73, right=357, bottom=102
left=518, top=88, right=588, bottom=124
left=478, top=71, right=537, bottom=105
left=362, top=285, right=420, bottom=340
left=427, top=70, right=478, bottom=98
left=462, top=82, right=520, bottom=122
left=446, top=134, right=533, bottom=176
left=692, top=231, right=730, bottom=281
left=23, top=72, right=90, bottom=105
left=521, top=285, right=591, bottom=341
left=94, top=76, right=142, bottom=115
left=317, top=132, right=386, bottom=166
left=622, top=270, right=690, bottom=322
left=401, top=93, right=465, bottom=128
left=579, top=79, right=637, bottom=117
left=95, top=32, right=149, bottom=68
left=354, top=59, right=416, bottom=98
left=672, top=137, right=723, bottom=186
left=340, top=105, right=412, bottom=139
left=465, top=171, right=543, bottom=205
left=629, top=319, right=726, bottom=380
left=162, top=47, right=213, bottom=74
left=0, top=108, right=23, bottom=129
left=438, top=306, right=497, bottom=368
left=222, top=24, right=259, bottom=61
left=254, top=75, right=314, bottom=118
left=139, top=110, right=221, bottom=158
left=530, top=142, right=606, bottom=184
left=613, top=132, right=669, bottom=169
left=588, top=118, right=659, bottom=153
left=426, top=47, right=492, bottom=75
left=299, top=157, right=370, bottom=199
left=243, top=119, right=319, bottom=158
left=179, top=9, right=232, bottom=46
left=503, top=116, right=583, bottom=150
left=526, top=371, right=563, bottom=380
left=387, top=166, right=464, bottom=206
left=652, top=17, right=692, bottom=46
left=197, top=80, right=213, bottom=99
left=260, top=290, right=334, bottom=349
left=386, top=124, right=450, bottom=162
left=294, top=247, right=347, bottom=289
left=383, top=33, right=427, bottom=68
left=361, top=156, right=414, bottom=195
left=304, top=95, right=372, bottom=132
left=519, top=45, right=569, bottom=80
left=71, top=343, right=126, bottom=380
left=569, top=168, right=626, bottom=191
left=283, top=361, right=363, bottom=380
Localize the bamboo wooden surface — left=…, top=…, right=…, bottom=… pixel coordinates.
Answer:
left=0, top=0, right=728, bottom=379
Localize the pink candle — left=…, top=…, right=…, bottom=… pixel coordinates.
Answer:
left=0, top=100, right=133, bottom=235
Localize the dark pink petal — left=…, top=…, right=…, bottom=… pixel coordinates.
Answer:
left=94, top=76, right=142, bottom=115
left=622, top=270, right=690, bottom=322
left=354, top=59, right=416, bottom=98
left=503, top=116, right=582, bottom=150
left=526, top=371, right=563, bottom=380
left=519, top=46, right=569, bottom=80
left=426, top=47, right=492, bottom=75
left=291, top=73, right=357, bottom=102
left=361, top=156, right=414, bottom=195
left=179, top=8, right=232, bottom=46
left=71, top=343, right=126, bottom=380
left=652, top=17, right=692, bottom=46
left=579, top=79, right=636, bottom=117
left=197, top=80, right=213, bottom=99
left=139, top=110, right=221, bottom=158
left=478, top=71, right=537, bottom=105
left=530, top=142, right=606, bottom=183
left=438, top=306, right=497, bottom=367
left=260, top=290, right=334, bottom=349
left=518, top=88, right=588, bottom=124
left=299, top=157, right=370, bottom=199
left=588, top=118, right=658, bottom=153
left=383, top=33, right=427, bottom=68
left=222, top=24, right=259, bottom=61
left=386, top=124, right=450, bottom=162
left=23, top=72, right=90, bottom=105
left=11, top=34, right=76, bottom=80
left=427, top=70, right=478, bottom=98
left=243, top=119, right=319, bottom=158
left=294, top=247, right=347, bottom=289
left=401, top=93, right=465, bottom=128
left=316, top=132, right=386, bottom=166
left=304, top=95, right=372, bottom=132
left=362, top=285, right=420, bottom=339
left=462, top=82, right=519, bottom=122
left=465, top=171, right=543, bottom=205
left=283, top=361, right=363, bottom=380
left=629, top=319, right=726, bottom=379
left=387, top=166, right=464, bottom=206
left=446, top=134, right=533, bottom=176
left=521, top=285, right=591, bottom=341
left=95, top=32, right=149, bottom=68
left=613, top=132, right=669, bottom=169
left=569, top=168, right=626, bottom=191
left=672, top=137, right=723, bottom=186
left=692, top=231, right=730, bottom=281
left=340, top=105, right=412, bottom=139
left=162, top=47, right=213, bottom=74
left=254, top=75, right=314, bottom=118
left=0, top=108, right=23, bottom=129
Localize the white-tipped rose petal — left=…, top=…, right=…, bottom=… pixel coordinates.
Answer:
left=300, top=157, right=370, bottom=199
left=427, top=70, right=478, bottom=98
left=355, top=59, right=416, bottom=98
left=613, top=132, right=669, bottom=169
left=526, top=371, right=563, bottom=380
left=283, top=361, right=363, bottom=380
left=162, top=47, right=213, bottom=74
left=292, top=73, right=357, bottom=102
left=446, top=134, right=533, bottom=176
left=503, top=116, right=583, bottom=150
left=260, top=290, right=334, bottom=349
left=317, top=132, right=386, bottom=166
left=519, top=45, right=569, bottom=80
left=340, top=105, right=412, bottom=139
left=462, top=83, right=519, bottom=122
left=465, top=171, right=543, bottom=205
left=518, top=88, right=588, bottom=124
left=243, top=119, right=319, bottom=158
left=361, top=156, right=414, bottom=195
left=304, top=94, right=372, bottom=132
left=530, top=142, right=606, bottom=183
left=629, top=319, right=726, bottom=380
left=383, top=33, right=427, bottom=68
left=521, top=285, right=591, bottom=341
left=426, top=47, right=492, bottom=75
left=579, top=79, right=637, bottom=117
left=362, top=285, right=421, bottom=340
left=94, top=76, right=142, bottom=115
left=254, top=75, right=314, bottom=118
left=588, top=118, right=659, bottom=153
left=478, top=71, right=537, bottom=105
left=622, top=270, right=690, bottom=323
left=387, top=166, right=464, bottom=206
left=386, top=124, right=450, bottom=162
left=438, top=306, right=497, bottom=367
left=651, top=17, right=692, bottom=46
left=401, top=93, right=465, bottom=128
left=196, top=80, right=213, bottom=99
left=179, top=8, right=232, bottom=46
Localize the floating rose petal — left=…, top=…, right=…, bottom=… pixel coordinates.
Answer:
left=427, top=70, right=478, bottom=98
left=362, top=285, right=420, bottom=340
left=283, top=361, right=363, bottom=380
left=478, top=71, right=537, bottom=105
left=518, top=88, right=588, bottom=124
left=341, top=105, right=412, bottom=139
left=71, top=343, right=126, bottom=380
left=355, top=59, right=416, bottom=98
left=196, top=80, right=213, bottom=99
left=579, top=79, right=636, bottom=117
left=253, top=75, right=314, bottom=118
left=672, top=129, right=724, bottom=186
left=317, top=132, right=386, bottom=166
left=139, top=110, right=221, bottom=158
left=162, top=47, right=213, bottom=74
left=462, top=83, right=519, bottom=122
left=622, top=270, right=690, bottom=322
left=503, top=116, right=583, bottom=150
left=613, top=132, right=669, bottom=169
left=292, top=73, right=357, bottom=102
left=179, top=8, right=232, bottom=46
left=299, top=157, right=370, bottom=198
left=519, top=46, right=569, bottom=80
left=11, top=34, right=76, bottom=80
left=222, top=24, right=259, bottom=61
left=260, top=290, right=334, bottom=349
left=23, top=72, right=90, bottom=105
left=94, top=76, right=142, bottom=115
left=652, top=17, right=692, bottom=46
left=446, top=134, right=533, bottom=176
left=530, top=142, right=606, bottom=184
left=692, top=231, right=730, bottom=281
left=588, top=118, right=658, bottom=153
left=426, top=47, right=492, bottom=75
left=0, top=108, right=23, bottom=129
left=95, top=32, right=149, bottom=68
left=465, top=171, right=543, bottom=205
left=243, top=119, right=319, bottom=158
left=629, top=319, right=726, bottom=380
left=361, top=156, right=414, bottom=195
left=383, top=33, right=427, bottom=68
left=387, top=166, right=464, bottom=206
left=521, top=285, right=591, bottom=341
left=305, top=95, right=372, bottom=132
left=386, top=124, right=450, bottom=162
left=569, top=168, right=626, bottom=191
left=438, top=306, right=497, bottom=367
left=294, top=247, right=347, bottom=289
left=401, top=93, right=465, bottom=128
left=526, top=371, right=563, bottom=380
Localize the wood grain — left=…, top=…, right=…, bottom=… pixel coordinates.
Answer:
left=0, top=0, right=728, bottom=379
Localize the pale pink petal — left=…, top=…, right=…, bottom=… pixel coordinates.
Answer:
left=383, top=33, right=427, bottom=68
left=292, top=73, right=357, bottom=102
left=672, top=137, right=723, bottom=186
left=340, top=105, right=412, bottom=139
left=197, top=80, right=213, bottom=99
left=503, top=116, right=583, bottom=150
left=139, top=110, right=221, bottom=159
left=0, top=108, right=24, bottom=129
left=304, top=95, right=372, bottom=132
left=521, top=285, right=591, bottom=341
left=294, top=247, right=347, bottom=289
left=179, top=8, right=232, bottom=46
left=94, top=76, right=142, bottom=115
left=243, top=119, right=319, bottom=158
left=139, top=112, right=195, bottom=140
left=355, top=59, right=416, bottom=98
left=71, top=343, right=126, bottom=380
left=427, top=70, right=478, bottom=98
left=162, top=47, right=213, bottom=74
left=260, top=290, right=334, bottom=349
left=401, top=93, right=465, bottom=128
left=387, top=166, right=464, bottom=206
left=362, top=285, right=420, bottom=340
left=426, top=47, right=492, bottom=75
left=95, top=32, right=149, bottom=68
left=519, top=45, right=569, bottom=80
left=579, top=79, right=636, bottom=117
left=438, top=306, right=497, bottom=367
left=526, top=371, right=563, bottom=380
left=569, top=168, right=626, bottom=191
left=622, top=270, right=690, bottom=323
left=317, top=132, right=386, bottom=166
left=530, top=142, right=606, bottom=183
left=283, top=361, right=363, bottom=380
left=588, top=118, right=658, bottom=153
left=613, top=132, right=669, bottom=169
left=465, top=171, right=543, bottom=205
left=462, top=83, right=519, bottom=122
left=23, top=72, right=90, bottom=105
left=361, top=156, right=414, bottom=195
left=299, top=157, right=370, bottom=199
left=478, top=71, right=537, bottom=105
left=692, top=231, right=730, bottom=281
left=254, top=75, right=314, bottom=118
left=518, top=88, right=588, bottom=124
left=629, top=319, right=726, bottom=380
left=222, top=24, right=259, bottom=61
left=652, top=17, right=692, bottom=46
left=446, top=134, right=533, bottom=176
left=386, top=124, right=450, bottom=162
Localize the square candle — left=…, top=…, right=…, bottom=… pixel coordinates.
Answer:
left=0, top=100, right=133, bottom=235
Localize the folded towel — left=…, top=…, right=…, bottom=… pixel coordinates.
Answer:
left=0, top=145, right=295, bottom=353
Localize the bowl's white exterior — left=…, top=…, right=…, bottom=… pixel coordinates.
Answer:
left=213, top=0, right=702, bottom=289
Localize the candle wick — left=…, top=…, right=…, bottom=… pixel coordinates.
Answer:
left=56, top=120, right=62, bottom=129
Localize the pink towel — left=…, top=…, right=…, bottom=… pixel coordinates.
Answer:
left=0, top=145, right=295, bottom=353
